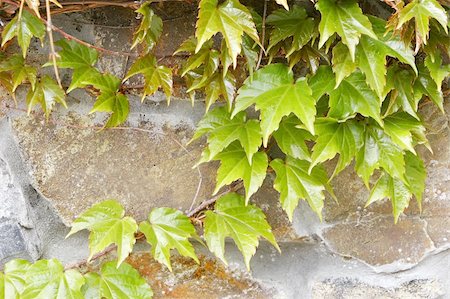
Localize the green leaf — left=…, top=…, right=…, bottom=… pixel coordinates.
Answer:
left=366, top=172, right=412, bottom=223
left=26, top=75, right=67, bottom=119
left=213, top=142, right=268, bottom=203
left=414, top=64, right=444, bottom=112
left=397, top=0, right=448, bottom=45
left=0, top=54, right=37, bottom=92
left=192, top=106, right=262, bottom=163
left=331, top=42, right=357, bottom=87
left=383, top=112, right=426, bottom=154
left=204, top=72, right=236, bottom=112
left=384, top=65, right=420, bottom=119
left=270, top=157, right=333, bottom=221
left=85, top=74, right=130, bottom=127
left=124, top=54, right=172, bottom=103
left=67, top=200, right=138, bottom=267
left=0, top=259, right=31, bottom=299
left=310, top=118, right=364, bottom=178
left=82, top=262, right=152, bottom=299
left=355, top=123, right=406, bottom=187
left=233, top=64, right=316, bottom=146
left=204, top=193, right=279, bottom=269
left=241, top=34, right=259, bottom=77
left=21, top=259, right=84, bottom=299
left=404, top=152, right=426, bottom=210
left=1, top=10, right=45, bottom=58
left=315, top=0, right=376, bottom=60
left=54, top=39, right=98, bottom=69
left=266, top=6, right=317, bottom=55
left=195, top=0, right=259, bottom=66
left=273, top=115, right=313, bottom=161
left=308, top=65, right=335, bottom=101
left=425, top=55, right=449, bottom=87
left=328, top=71, right=383, bottom=125
left=131, top=2, right=163, bottom=52
left=139, top=208, right=199, bottom=271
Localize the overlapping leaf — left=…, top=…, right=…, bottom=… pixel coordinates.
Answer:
left=139, top=208, right=199, bottom=271
left=414, top=64, right=445, bottom=112
left=204, top=193, right=279, bottom=269
left=0, top=54, right=37, bottom=92
left=67, top=200, right=138, bottom=267
left=355, top=122, right=406, bottom=187
left=383, top=112, right=427, bottom=154
left=266, top=6, right=317, bottom=56
left=270, top=157, right=334, bottom=221
left=316, top=0, right=377, bottom=59
left=192, top=106, right=262, bottom=163
left=26, top=75, right=67, bottom=119
left=1, top=10, right=45, bottom=57
left=211, top=142, right=268, bottom=203
left=84, top=74, right=130, bottom=127
left=0, top=259, right=30, bottom=299
left=124, top=54, right=172, bottom=103
left=233, top=64, right=316, bottom=146
left=195, top=0, right=259, bottom=66
left=21, top=259, right=84, bottom=299
left=82, top=262, right=152, bottom=299
left=131, top=2, right=163, bottom=52
left=273, top=115, right=313, bottom=161
left=310, top=118, right=364, bottom=178
left=397, top=0, right=448, bottom=47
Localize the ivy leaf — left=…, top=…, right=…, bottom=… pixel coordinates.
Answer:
left=366, top=172, right=412, bottom=223
left=192, top=107, right=262, bottom=163
left=266, top=6, right=316, bottom=55
left=21, top=259, right=84, bottom=299
left=275, top=0, right=289, bottom=10
left=84, top=74, right=130, bottom=127
left=53, top=39, right=98, bottom=69
left=310, top=118, right=364, bottom=178
left=397, top=0, right=448, bottom=46
left=124, top=54, right=172, bottom=103
left=273, top=115, right=313, bottom=161
left=270, top=157, right=334, bottom=221
left=82, top=262, right=152, bottom=299
left=328, top=71, right=383, bottom=125
left=383, top=112, right=426, bottom=154
left=404, top=152, right=426, bottom=210
left=233, top=64, right=316, bottom=146
left=414, top=64, right=444, bottom=112
left=176, top=38, right=214, bottom=77
left=67, top=200, right=138, bottom=267
left=331, top=42, right=357, bottom=87
left=131, top=2, right=163, bottom=53
left=195, top=0, right=259, bottom=66
left=203, top=72, right=236, bottom=112
left=0, top=54, right=37, bottom=92
left=0, top=259, right=31, bottom=299
left=241, top=34, right=259, bottom=78
left=308, top=65, right=335, bottom=101
left=26, top=75, right=67, bottom=119
left=425, top=55, right=449, bottom=87
left=139, top=208, right=199, bottom=271
left=355, top=123, right=406, bottom=187
left=204, top=193, right=279, bottom=269
left=315, top=0, right=376, bottom=60
left=212, top=142, right=268, bottom=203
left=1, top=10, right=45, bottom=58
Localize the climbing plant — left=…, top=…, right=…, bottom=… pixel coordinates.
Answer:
left=0, top=0, right=449, bottom=297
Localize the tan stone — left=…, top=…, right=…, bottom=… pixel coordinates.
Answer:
left=322, top=217, right=435, bottom=267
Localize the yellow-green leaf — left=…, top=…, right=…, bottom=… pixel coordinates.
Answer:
left=26, top=76, right=66, bottom=119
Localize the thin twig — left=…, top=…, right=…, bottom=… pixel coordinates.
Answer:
left=187, top=181, right=244, bottom=217
left=64, top=245, right=116, bottom=270
left=256, top=0, right=269, bottom=70
left=45, top=0, right=63, bottom=88
left=48, top=23, right=138, bottom=57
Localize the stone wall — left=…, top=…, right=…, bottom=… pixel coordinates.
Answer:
left=0, top=5, right=449, bottom=298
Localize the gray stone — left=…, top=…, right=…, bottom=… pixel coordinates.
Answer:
left=311, top=278, right=444, bottom=299
left=0, top=220, right=37, bottom=265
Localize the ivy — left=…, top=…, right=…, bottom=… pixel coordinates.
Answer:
left=0, top=0, right=449, bottom=295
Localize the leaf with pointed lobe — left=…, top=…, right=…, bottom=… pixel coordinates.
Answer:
left=26, top=76, right=66, bottom=119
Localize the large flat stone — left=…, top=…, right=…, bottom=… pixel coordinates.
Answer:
left=9, top=94, right=217, bottom=225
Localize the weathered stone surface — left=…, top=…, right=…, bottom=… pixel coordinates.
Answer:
left=9, top=95, right=217, bottom=225
left=322, top=217, right=435, bottom=271
left=312, top=278, right=444, bottom=299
